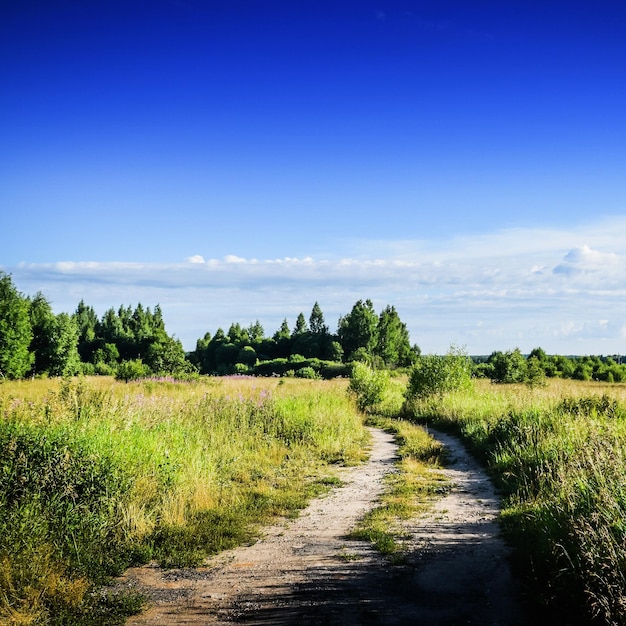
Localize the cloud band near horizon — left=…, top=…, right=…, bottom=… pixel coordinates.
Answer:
left=4, top=219, right=626, bottom=355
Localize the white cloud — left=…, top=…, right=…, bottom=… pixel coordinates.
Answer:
left=5, top=217, right=626, bottom=355
left=553, top=244, right=620, bottom=276
left=186, top=255, right=205, bottom=264
left=223, top=255, right=247, bottom=264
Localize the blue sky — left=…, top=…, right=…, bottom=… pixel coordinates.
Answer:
left=2, top=1, right=626, bottom=354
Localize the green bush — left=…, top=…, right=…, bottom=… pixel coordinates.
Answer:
left=405, top=345, right=473, bottom=400
left=115, top=359, right=149, bottom=382
left=295, top=366, right=319, bottom=379
left=348, top=362, right=390, bottom=412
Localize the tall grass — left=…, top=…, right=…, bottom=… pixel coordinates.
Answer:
left=404, top=379, right=626, bottom=625
left=0, top=376, right=368, bottom=625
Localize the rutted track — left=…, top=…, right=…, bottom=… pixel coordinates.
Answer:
left=118, top=427, right=527, bottom=625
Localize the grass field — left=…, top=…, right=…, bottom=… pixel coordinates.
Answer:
left=0, top=376, right=373, bottom=625
left=404, top=378, right=626, bottom=625
left=5, top=374, right=626, bottom=625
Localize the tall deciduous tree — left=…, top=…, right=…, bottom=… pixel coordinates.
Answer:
left=28, top=292, right=57, bottom=376
left=489, top=348, right=527, bottom=383
left=0, top=272, right=34, bottom=379
left=338, top=299, right=378, bottom=362
left=49, top=313, right=81, bottom=376
left=29, top=294, right=81, bottom=377
left=375, top=305, right=416, bottom=368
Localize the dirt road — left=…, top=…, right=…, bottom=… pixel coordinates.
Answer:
left=119, top=427, right=527, bottom=625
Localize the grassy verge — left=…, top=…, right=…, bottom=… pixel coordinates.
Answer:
left=404, top=378, right=626, bottom=625
left=0, top=376, right=368, bottom=625
left=348, top=415, right=448, bottom=564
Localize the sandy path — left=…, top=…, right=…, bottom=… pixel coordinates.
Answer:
left=119, top=427, right=527, bottom=625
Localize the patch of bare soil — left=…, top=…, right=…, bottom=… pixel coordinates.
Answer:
left=117, top=427, right=528, bottom=625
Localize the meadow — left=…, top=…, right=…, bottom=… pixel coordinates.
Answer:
left=4, top=372, right=626, bottom=626
left=0, top=375, right=372, bottom=625
left=404, top=378, right=626, bottom=625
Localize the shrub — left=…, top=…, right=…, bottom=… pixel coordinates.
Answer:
left=115, top=359, right=150, bottom=382
left=405, top=345, right=473, bottom=400
left=295, top=366, right=319, bottom=379
left=348, top=362, right=390, bottom=412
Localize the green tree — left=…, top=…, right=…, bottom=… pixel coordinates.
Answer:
left=189, top=332, right=211, bottom=372
left=116, top=358, right=149, bottom=382
left=237, top=345, right=257, bottom=367
left=198, top=328, right=226, bottom=374
left=0, top=272, right=34, bottom=379
left=309, top=302, right=328, bottom=335
left=525, top=356, right=547, bottom=389
left=74, top=300, right=99, bottom=363
left=28, top=292, right=57, bottom=376
left=215, top=342, right=239, bottom=371
left=292, top=313, right=308, bottom=337
left=227, top=322, right=249, bottom=345
left=131, top=303, right=154, bottom=355
left=338, top=299, right=378, bottom=362
left=49, top=313, right=81, bottom=377
left=99, top=307, right=133, bottom=361
left=145, top=335, right=189, bottom=375
left=327, top=340, right=344, bottom=362
left=528, top=347, right=547, bottom=362
left=489, top=348, right=527, bottom=383
left=272, top=319, right=291, bottom=358
left=93, top=343, right=120, bottom=367
left=374, top=305, right=416, bottom=368
left=247, top=320, right=264, bottom=343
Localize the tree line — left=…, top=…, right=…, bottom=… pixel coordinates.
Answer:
left=2, top=270, right=625, bottom=383
left=188, top=299, right=419, bottom=376
left=0, top=272, right=419, bottom=380
left=475, top=347, right=626, bottom=384
left=0, top=272, right=189, bottom=380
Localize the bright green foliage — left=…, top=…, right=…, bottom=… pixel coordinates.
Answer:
left=0, top=377, right=368, bottom=622
left=227, top=322, right=249, bottom=344
left=348, top=361, right=390, bottom=412
left=51, top=313, right=81, bottom=377
left=115, top=359, right=149, bottom=382
left=189, top=300, right=415, bottom=375
left=28, top=295, right=81, bottom=377
left=95, top=302, right=181, bottom=375
left=525, top=356, right=547, bottom=388
left=374, top=305, right=417, bottom=368
left=295, top=366, right=319, bottom=379
left=309, top=301, right=328, bottom=335
left=0, top=272, right=34, bottom=379
left=247, top=320, right=264, bottom=342
left=145, top=335, right=189, bottom=375
left=489, top=348, right=527, bottom=383
left=338, top=299, right=378, bottom=362
left=406, top=345, right=473, bottom=400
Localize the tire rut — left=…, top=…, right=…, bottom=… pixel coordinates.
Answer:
left=118, top=427, right=527, bottom=625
